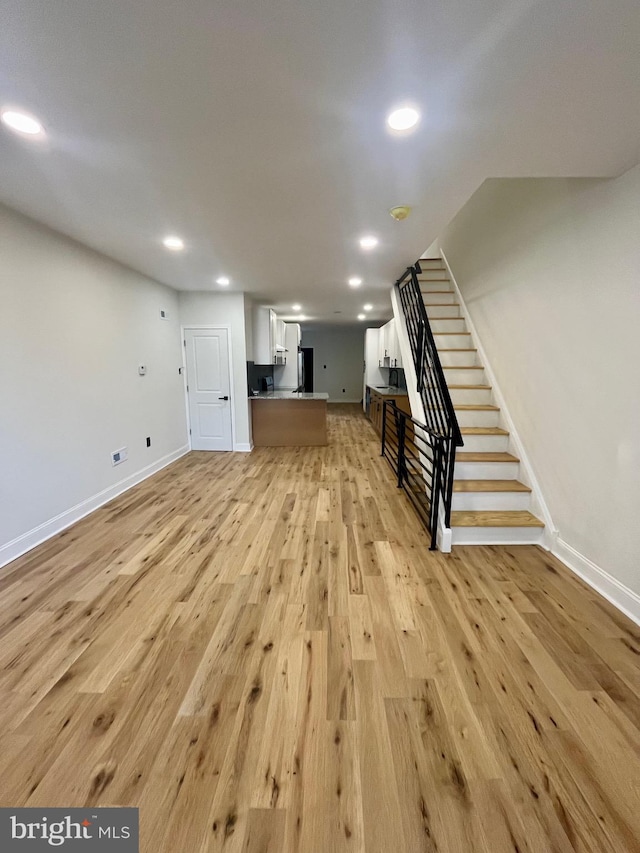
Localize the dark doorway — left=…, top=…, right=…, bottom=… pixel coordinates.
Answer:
left=301, top=348, right=314, bottom=392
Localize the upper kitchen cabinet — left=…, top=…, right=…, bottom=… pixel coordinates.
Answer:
left=253, top=306, right=287, bottom=365
left=377, top=319, right=402, bottom=368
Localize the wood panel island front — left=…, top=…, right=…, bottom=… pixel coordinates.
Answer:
left=250, top=391, right=329, bottom=446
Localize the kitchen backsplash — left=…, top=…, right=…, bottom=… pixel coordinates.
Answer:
left=247, top=361, right=274, bottom=394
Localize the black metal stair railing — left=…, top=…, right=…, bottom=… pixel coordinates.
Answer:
left=381, top=400, right=444, bottom=550
left=394, top=262, right=464, bottom=531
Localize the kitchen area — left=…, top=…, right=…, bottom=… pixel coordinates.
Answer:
left=248, top=306, right=329, bottom=446
left=363, top=317, right=411, bottom=434
left=247, top=305, right=410, bottom=446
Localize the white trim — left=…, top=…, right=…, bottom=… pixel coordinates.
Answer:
left=552, top=539, right=640, bottom=627
left=440, top=249, right=557, bottom=547
left=182, top=324, right=235, bottom=452
left=234, top=442, right=253, bottom=452
left=0, top=445, right=190, bottom=571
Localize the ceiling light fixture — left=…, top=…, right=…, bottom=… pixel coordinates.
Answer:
left=363, top=304, right=373, bottom=311
left=357, top=314, right=366, bottom=321
left=162, top=235, right=185, bottom=251
left=348, top=277, right=362, bottom=287
left=292, top=304, right=301, bottom=311
left=387, top=106, right=420, bottom=132
left=1, top=108, right=45, bottom=137
left=216, top=276, right=230, bottom=286
left=359, top=235, right=378, bottom=251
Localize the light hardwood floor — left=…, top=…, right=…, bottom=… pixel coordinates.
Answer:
left=1, top=404, right=639, bottom=852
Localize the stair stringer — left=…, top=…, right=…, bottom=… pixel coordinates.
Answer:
left=390, top=285, right=453, bottom=553
left=440, top=249, right=557, bottom=550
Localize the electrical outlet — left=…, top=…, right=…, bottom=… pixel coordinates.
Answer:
left=111, top=447, right=128, bottom=466
left=160, top=309, right=168, bottom=320
left=146, top=436, right=151, bottom=447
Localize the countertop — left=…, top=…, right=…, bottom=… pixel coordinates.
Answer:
left=250, top=391, right=329, bottom=401
left=367, top=385, right=408, bottom=396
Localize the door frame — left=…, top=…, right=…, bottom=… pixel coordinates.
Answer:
left=181, top=325, right=236, bottom=451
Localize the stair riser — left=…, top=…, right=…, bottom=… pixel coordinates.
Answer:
left=434, top=333, right=472, bottom=348
left=430, top=319, right=467, bottom=333
left=418, top=259, right=446, bottom=270
left=426, top=305, right=461, bottom=318
left=459, top=434, right=509, bottom=453
left=443, top=367, right=486, bottom=384
left=449, top=387, right=493, bottom=405
left=423, top=292, right=456, bottom=305
left=418, top=270, right=450, bottom=281
left=420, top=281, right=455, bottom=302
left=451, top=527, right=544, bottom=545
left=439, top=351, right=478, bottom=367
left=452, top=491, right=531, bottom=511
left=455, top=461, right=519, bottom=480
left=454, top=409, right=500, bottom=428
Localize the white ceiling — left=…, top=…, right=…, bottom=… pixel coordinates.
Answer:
left=1, top=0, right=639, bottom=325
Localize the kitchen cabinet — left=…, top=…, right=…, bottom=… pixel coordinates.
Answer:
left=253, top=306, right=287, bottom=365
left=367, top=387, right=411, bottom=435
left=377, top=320, right=403, bottom=368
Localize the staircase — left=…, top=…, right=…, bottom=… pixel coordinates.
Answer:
left=417, top=258, right=544, bottom=544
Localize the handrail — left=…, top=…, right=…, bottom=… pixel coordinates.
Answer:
left=395, top=261, right=463, bottom=529
left=381, top=400, right=443, bottom=549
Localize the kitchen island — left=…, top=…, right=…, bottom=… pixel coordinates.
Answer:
left=250, top=391, right=329, bottom=446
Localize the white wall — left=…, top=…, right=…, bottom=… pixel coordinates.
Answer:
left=179, top=291, right=251, bottom=449
left=301, top=326, right=366, bottom=402
left=0, top=204, right=189, bottom=566
left=244, top=294, right=254, bottom=363
left=438, top=166, right=640, bottom=599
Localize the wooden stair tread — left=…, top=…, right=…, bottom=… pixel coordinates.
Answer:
left=450, top=510, right=544, bottom=528
left=439, top=348, right=476, bottom=351
left=433, top=332, right=471, bottom=336
left=448, top=384, right=491, bottom=390
left=429, top=316, right=463, bottom=320
left=425, top=303, right=460, bottom=307
left=421, top=290, right=454, bottom=294
left=460, top=427, right=508, bottom=435
left=457, top=452, right=519, bottom=462
left=454, top=479, right=531, bottom=493
left=453, top=404, right=500, bottom=411
left=444, top=365, right=484, bottom=370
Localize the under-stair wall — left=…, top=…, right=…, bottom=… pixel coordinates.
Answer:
left=433, top=171, right=640, bottom=623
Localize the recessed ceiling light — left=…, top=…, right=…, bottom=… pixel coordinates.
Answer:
left=357, top=314, right=366, bottom=321
left=162, top=235, right=184, bottom=251
left=387, top=106, right=420, bottom=132
left=348, top=277, right=362, bottom=287
left=359, top=236, right=378, bottom=251
left=363, top=304, right=373, bottom=311
left=1, top=108, right=45, bottom=137
left=292, top=304, right=301, bottom=311
left=216, top=276, right=230, bottom=286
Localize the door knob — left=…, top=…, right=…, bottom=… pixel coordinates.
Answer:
left=218, top=396, right=229, bottom=401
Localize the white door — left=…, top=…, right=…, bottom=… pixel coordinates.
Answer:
left=184, top=328, right=233, bottom=451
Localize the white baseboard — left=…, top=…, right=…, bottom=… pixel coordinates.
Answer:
left=234, top=443, right=253, bottom=452
left=0, top=445, right=190, bottom=571
left=552, top=538, right=640, bottom=627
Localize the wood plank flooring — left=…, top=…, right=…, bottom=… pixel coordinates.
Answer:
left=1, top=403, right=639, bottom=852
